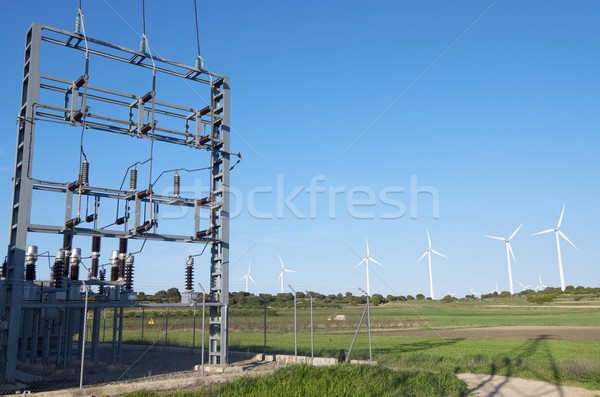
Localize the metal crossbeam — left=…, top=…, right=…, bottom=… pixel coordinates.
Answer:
left=1, top=23, right=231, bottom=382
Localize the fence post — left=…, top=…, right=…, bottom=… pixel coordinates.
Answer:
left=141, top=306, right=145, bottom=342
left=165, top=306, right=169, bottom=345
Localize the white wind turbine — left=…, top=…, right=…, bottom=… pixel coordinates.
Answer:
left=535, top=274, right=547, bottom=292
left=355, top=238, right=383, bottom=297
left=468, top=285, right=481, bottom=298
left=516, top=280, right=532, bottom=292
left=486, top=223, right=523, bottom=295
left=417, top=230, right=447, bottom=300
left=531, top=205, right=577, bottom=291
left=241, top=261, right=255, bottom=293
left=277, top=256, right=295, bottom=294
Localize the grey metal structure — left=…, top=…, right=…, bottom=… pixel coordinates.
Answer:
left=0, top=23, right=231, bottom=383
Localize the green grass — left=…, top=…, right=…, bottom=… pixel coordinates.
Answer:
left=99, top=297, right=600, bottom=391
left=125, top=364, right=467, bottom=397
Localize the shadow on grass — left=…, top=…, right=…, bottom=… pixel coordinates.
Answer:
left=460, top=335, right=566, bottom=397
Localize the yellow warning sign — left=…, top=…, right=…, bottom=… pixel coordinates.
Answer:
left=148, top=318, right=155, bottom=325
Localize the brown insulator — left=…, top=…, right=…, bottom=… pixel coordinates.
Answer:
left=91, top=236, right=101, bottom=279
left=135, top=220, right=153, bottom=234
left=71, top=110, right=84, bottom=122
left=63, top=234, right=73, bottom=250
left=195, top=228, right=211, bottom=239
left=70, top=263, right=79, bottom=280
left=52, top=261, right=63, bottom=288
left=115, top=216, right=127, bottom=225
left=68, top=180, right=81, bottom=192
left=63, top=252, right=70, bottom=278
left=25, top=263, right=36, bottom=281
left=141, top=91, right=154, bottom=104
left=198, top=136, right=211, bottom=145
left=185, top=256, right=194, bottom=291
left=130, top=167, right=138, bottom=191
left=197, top=197, right=211, bottom=206
left=80, top=160, right=89, bottom=185
left=174, top=172, right=180, bottom=196
left=199, top=106, right=211, bottom=116
left=98, top=267, right=106, bottom=294
left=74, top=75, right=86, bottom=88
left=109, top=250, right=119, bottom=281
left=70, top=248, right=81, bottom=281
left=125, top=254, right=134, bottom=291
left=118, top=254, right=125, bottom=280
left=92, top=235, right=101, bottom=252
left=140, top=124, right=152, bottom=134
left=85, top=213, right=97, bottom=223
left=111, top=265, right=119, bottom=282
left=136, top=189, right=151, bottom=200
left=65, top=216, right=81, bottom=229
left=119, top=238, right=128, bottom=254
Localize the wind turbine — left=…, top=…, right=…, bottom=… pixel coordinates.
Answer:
left=535, top=274, right=547, bottom=292
left=468, top=285, right=481, bottom=298
left=488, top=282, right=500, bottom=295
left=417, top=230, right=447, bottom=300
left=486, top=223, right=523, bottom=295
left=241, top=261, right=255, bottom=293
left=531, top=205, right=577, bottom=291
left=516, top=280, right=532, bottom=292
left=277, top=256, right=295, bottom=294
left=445, top=289, right=456, bottom=298
left=355, top=238, right=383, bottom=297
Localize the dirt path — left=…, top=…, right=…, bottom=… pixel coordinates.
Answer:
left=458, top=373, right=600, bottom=397
left=386, top=325, right=600, bottom=340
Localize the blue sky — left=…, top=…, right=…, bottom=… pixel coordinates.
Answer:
left=1, top=1, right=598, bottom=297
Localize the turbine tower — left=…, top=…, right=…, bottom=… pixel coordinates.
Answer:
left=241, top=261, right=255, bottom=293
left=531, top=205, right=576, bottom=291
left=417, top=230, right=447, bottom=300
left=277, top=256, right=295, bottom=294
left=486, top=223, right=523, bottom=295
left=355, top=238, right=383, bottom=296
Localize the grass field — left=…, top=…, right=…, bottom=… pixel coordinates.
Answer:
left=107, top=295, right=600, bottom=391
left=126, top=365, right=467, bottom=397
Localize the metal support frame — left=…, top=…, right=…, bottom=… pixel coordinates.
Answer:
left=1, top=23, right=232, bottom=382
left=0, top=24, right=41, bottom=383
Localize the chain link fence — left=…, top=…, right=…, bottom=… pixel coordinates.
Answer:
left=12, top=299, right=376, bottom=393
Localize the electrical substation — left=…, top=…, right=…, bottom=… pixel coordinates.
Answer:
left=0, top=6, right=233, bottom=387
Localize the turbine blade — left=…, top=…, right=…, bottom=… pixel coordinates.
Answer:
left=508, top=242, right=516, bottom=262
left=241, top=275, right=246, bottom=281
left=559, top=230, right=577, bottom=249
left=508, top=223, right=523, bottom=240
left=417, top=251, right=428, bottom=263
left=285, top=269, right=296, bottom=273
left=355, top=258, right=367, bottom=268
left=277, top=271, right=282, bottom=281
left=279, top=255, right=284, bottom=269
left=426, top=229, right=431, bottom=249
left=370, top=257, right=384, bottom=267
left=366, top=237, right=370, bottom=257
left=248, top=261, right=252, bottom=273
left=431, top=249, right=447, bottom=258
left=557, top=204, right=565, bottom=228
left=249, top=275, right=256, bottom=284
left=486, top=235, right=505, bottom=241
left=531, top=228, right=554, bottom=236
